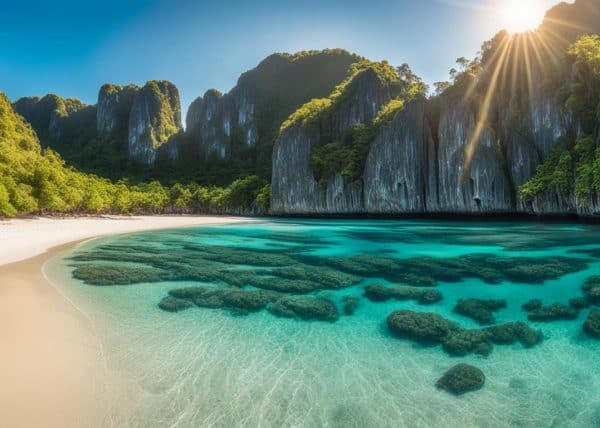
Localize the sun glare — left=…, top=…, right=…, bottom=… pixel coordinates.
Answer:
left=498, top=0, right=546, bottom=34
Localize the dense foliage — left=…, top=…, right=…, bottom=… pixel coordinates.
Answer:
left=310, top=124, right=378, bottom=185
left=0, top=93, right=267, bottom=217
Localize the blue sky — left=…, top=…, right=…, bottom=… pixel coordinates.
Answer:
left=0, top=0, right=566, bottom=118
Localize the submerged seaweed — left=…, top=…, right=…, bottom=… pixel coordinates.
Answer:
left=364, top=284, right=443, bottom=305
left=71, top=237, right=588, bottom=292
left=267, top=296, right=339, bottom=322
left=162, top=285, right=340, bottom=322
left=436, top=363, right=485, bottom=395
left=527, top=303, right=579, bottom=322
left=583, top=310, right=600, bottom=338
left=453, top=299, right=507, bottom=325
left=386, top=310, right=542, bottom=356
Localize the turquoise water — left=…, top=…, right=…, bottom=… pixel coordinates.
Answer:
left=47, top=219, right=600, bottom=427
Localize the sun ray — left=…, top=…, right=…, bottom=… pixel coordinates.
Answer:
left=523, top=33, right=535, bottom=110
left=462, top=36, right=512, bottom=181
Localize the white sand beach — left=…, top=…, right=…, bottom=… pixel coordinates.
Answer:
left=0, top=215, right=251, bottom=427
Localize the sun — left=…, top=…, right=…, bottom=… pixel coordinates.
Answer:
left=497, top=0, right=546, bottom=34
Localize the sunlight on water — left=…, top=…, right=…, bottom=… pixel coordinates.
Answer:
left=46, top=219, right=600, bottom=427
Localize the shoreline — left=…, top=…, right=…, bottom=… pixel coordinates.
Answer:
left=0, top=215, right=252, bottom=427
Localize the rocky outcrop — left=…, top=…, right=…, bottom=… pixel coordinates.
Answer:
left=97, top=84, right=139, bottom=136
left=435, top=100, right=514, bottom=213
left=185, top=89, right=228, bottom=158
left=271, top=66, right=395, bottom=214
left=271, top=124, right=366, bottom=214
left=364, top=99, right=434, bottom=213
left=128, top=81, right=182, bottom=165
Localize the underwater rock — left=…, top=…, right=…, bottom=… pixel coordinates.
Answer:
left=522, top=299, right=543, bottom=311
left=583, top=310, right=600, bottom=338
left=386, top=311, right=458, bottom=343
left=342, top=295, right=360, bottom=315
left=527, top=303, right=579, bottom=322
left=436, top=364, right=485, bottom=396
left=569, top=297, right=591, bottom=309
left=364, top=284, right=443, bottom=304
left=582, top=276, right=600, bottom=305
left=453, top=298, right=507, bottom=325
left=268, top=296, right=339, bottom=322
left=158, top=296, right=192, bottom=312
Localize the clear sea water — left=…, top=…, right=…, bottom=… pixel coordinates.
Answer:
left=46, top=219, right=600, bottom=427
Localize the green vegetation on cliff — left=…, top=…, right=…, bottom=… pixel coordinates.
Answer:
left=141, top=80, right=182, bottom=148
left=520, top=35, right=600, bottom=202
left=282, top=60, right=426, bottom=185
left=281, top=60, right=406, bottom=131
left=310, top=124, right=378, bottom=185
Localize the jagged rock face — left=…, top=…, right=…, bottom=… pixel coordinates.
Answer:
left=183, top=90, right=229, bottom=158
left=271, top=69, right=395, bottom=214
left=186, top=82, right=260, bottom=158
left=271, top=124, right=365, bottom=214
left=499, top=89, right=570, bottom=211
left=97, top=84, right=139, bottom=135
left=185, top=97, right=204, bottom=131
left=331, top=69, right=394, bottom=133
left=364, top=100, right=433, bottom=213
left=271, top=124, right=320, bottom=213
left=128, top=81, right=182, bottom=165
left=181, top=82, right=262, bottom=160
left=435, top=101, right=513, bottom=213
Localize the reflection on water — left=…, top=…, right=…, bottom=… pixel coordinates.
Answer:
left=49, top=219, right=600, bottom=427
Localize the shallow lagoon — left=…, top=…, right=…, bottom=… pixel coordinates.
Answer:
left=47, top=219, right=600, bottom=427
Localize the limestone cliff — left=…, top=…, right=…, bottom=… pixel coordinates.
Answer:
left=271, top=62, right=398, bottom=214
left=363, top=99, right=435, bottom=213
left=97, top=84, right=139, bottom=136
left=128, top=81, right=182, bottom=165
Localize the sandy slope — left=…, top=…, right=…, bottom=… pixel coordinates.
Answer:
left=0, top=215, right=251, bottom=427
